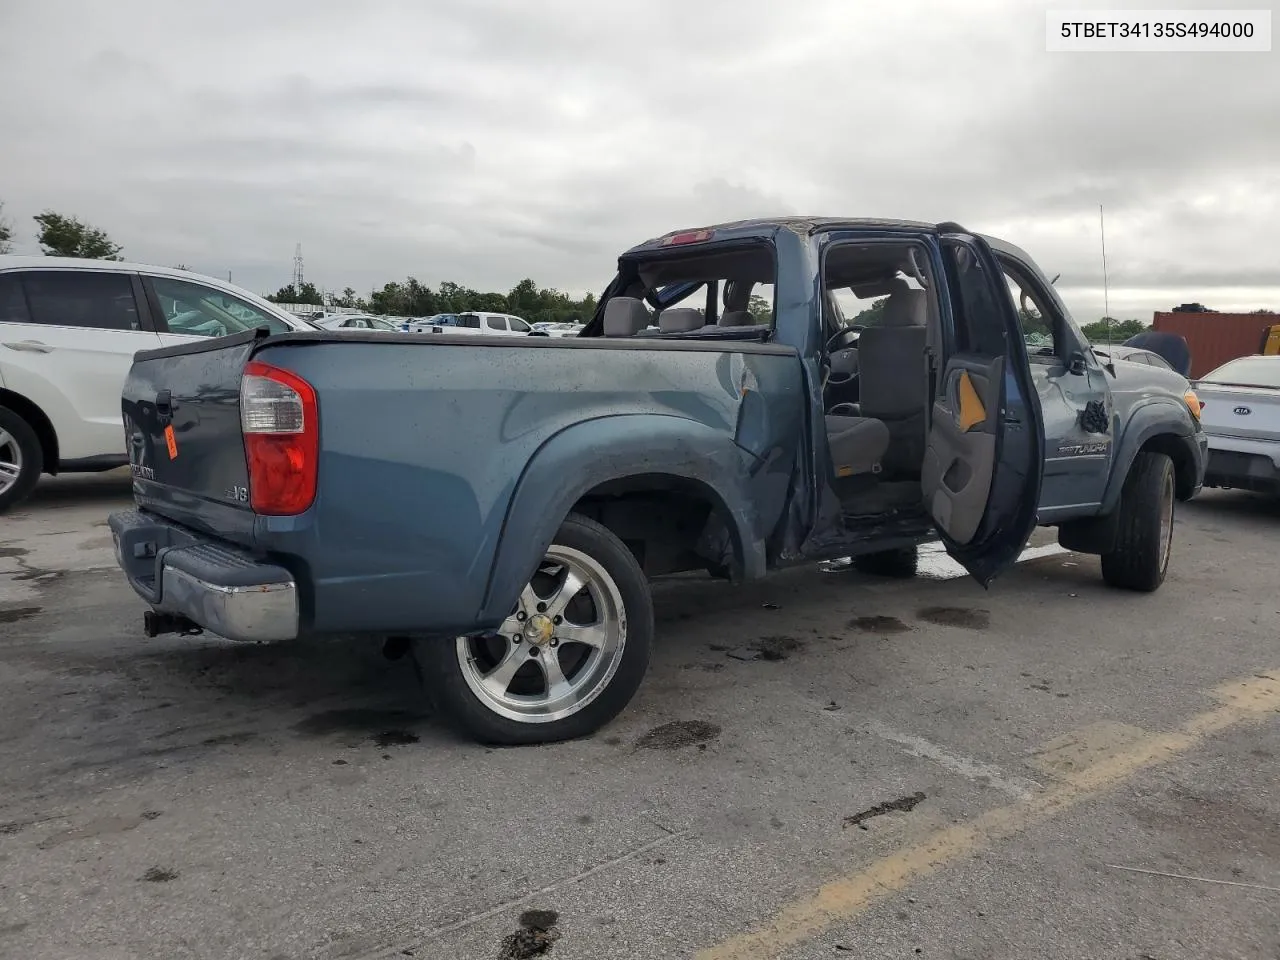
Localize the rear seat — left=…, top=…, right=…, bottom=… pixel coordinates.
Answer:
left=657, top=308, right=706, bottom=333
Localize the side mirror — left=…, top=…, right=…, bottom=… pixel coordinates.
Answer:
left=1067, top=351, right=1088, bottom=375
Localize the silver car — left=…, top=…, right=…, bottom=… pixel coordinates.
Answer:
left=1196, top=355, right=1280, bottom=495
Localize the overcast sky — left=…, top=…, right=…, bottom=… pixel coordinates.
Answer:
left=1, top=0, right=1276, bottom=322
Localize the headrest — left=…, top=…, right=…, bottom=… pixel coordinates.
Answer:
left=602, top=297, right=652, bottom=336
left=849, top=275, right=910, bottom=300
left=722, top=279, right=752, bottom=312
left=719, top=310, right=755, bottom=327
left=881, top=286, right=927, bottom=327
left=658, top=307, right=705, bottom=333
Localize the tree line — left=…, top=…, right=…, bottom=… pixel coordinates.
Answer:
left=3, top=202, right=1269, bottom=337
left=265, top=276, right=600, bottom=326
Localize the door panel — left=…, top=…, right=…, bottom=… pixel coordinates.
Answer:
left=0, top=270, right=162, bottom=462
left=926, top=234, right=1045, bottom=585
left=922, top=359, right=1001, bottom=544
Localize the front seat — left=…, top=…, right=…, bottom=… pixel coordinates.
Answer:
left=719, top=279, right=754, bottom=327
left=602, top=296, right=652, bottom=336
left=855, top=277, right=929, bottom=474
left=825, top=413, right=890, bottom=478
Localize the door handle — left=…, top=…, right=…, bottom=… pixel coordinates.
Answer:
left=2, top=340, right=53, bottom=353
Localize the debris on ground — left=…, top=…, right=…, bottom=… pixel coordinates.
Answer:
left=498, top=909, right=561, bottom=959
left=140, top=867, right=178, bottom=883
left=374, top=730, right=420, bottom=747
left=842, top=792, right=927, bottom=830
left=726, top=647, right=760, bottom=661
left=756, top=636, right=803, bottom=661
left=916, top=606, right=990, bottom=630
left=850, top=615, right=911, bottom=634
left=635, top=720, right=721, bottom=750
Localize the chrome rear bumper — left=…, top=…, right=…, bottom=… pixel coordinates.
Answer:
left=108, top=509, right=298, bottom=642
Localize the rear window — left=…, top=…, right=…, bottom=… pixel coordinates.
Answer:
left=457, top=314, right=481, bottom=329
left=1201, top=356, right=1280, bottom=388
left=0, top=274, right=30, bottom=323
left=22, top=270, right=141, bottom=331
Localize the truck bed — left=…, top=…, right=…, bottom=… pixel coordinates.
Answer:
left=118, top=328, right=805, bottom=638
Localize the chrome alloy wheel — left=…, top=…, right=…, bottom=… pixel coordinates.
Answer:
left=0, top=427, right=22, bottom=497
left=456, top=545, right=627, bottom=723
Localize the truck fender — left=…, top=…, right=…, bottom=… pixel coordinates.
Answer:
left=477, top=414, right=765, bottom=625
left=1100, top=399, right=1194, bottom=515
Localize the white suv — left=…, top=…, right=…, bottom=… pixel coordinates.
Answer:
left=406, top=311, right=533, bottom=336
left=0, top=256, right=316, bottom=512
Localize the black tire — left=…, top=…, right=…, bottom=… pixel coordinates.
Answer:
left=419, top=513, right=654, bottom=745
left=852, top=545, right=919, bottom=578
left=1101, top=451, right=1175, bottom=592
left=0, top=406, right=43, bottom=515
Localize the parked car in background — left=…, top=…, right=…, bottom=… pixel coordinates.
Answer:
left=0, top=256, right=317, bottom=512
left=405, top=313, right=458, bottom=333
left=529, top=322, right=584, bottom=338
left=1092, top=344, right=1175, bottom=371
left=408, top=311, right=533, bottom=336
left=315, top=314, right=403, bottom=332
left=1195, top=354, right=1280, bottom=495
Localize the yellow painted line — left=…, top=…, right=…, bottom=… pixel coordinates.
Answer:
left=697, top=672, right=1280, bottom=960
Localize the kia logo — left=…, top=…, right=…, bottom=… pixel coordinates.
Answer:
left=1233, top=406, right=1252, bottom=415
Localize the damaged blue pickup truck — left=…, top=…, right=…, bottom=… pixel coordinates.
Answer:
left=108, top=218, right=1206, bottom=743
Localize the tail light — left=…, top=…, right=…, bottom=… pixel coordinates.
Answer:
left=241, top=360, right=318, bottom=515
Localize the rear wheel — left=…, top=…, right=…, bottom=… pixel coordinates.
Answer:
left=0, top=407, right=43, bottom=515
left=1101, top=451, right=1175, bottom=592
left=852, top=545, right=918, bottom=578
left=420, top=513, right=653, bottom=745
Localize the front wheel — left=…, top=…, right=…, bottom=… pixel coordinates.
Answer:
left=420, top=513, right=654, bottom=745
left=0, top=407, right=43, bottom=515
left=1101, top=451, right=1175, bottom=592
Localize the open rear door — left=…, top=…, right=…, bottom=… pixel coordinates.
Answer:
left=922, top=231, right=1045, bottom=586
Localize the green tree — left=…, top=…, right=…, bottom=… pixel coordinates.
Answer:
left=1080, top=317, right=1146, bottom=342
left=337, top=286, right=365, bottom=309
left=33, top=210, right=123, bottom=259
left=268, top=282, right=322, bottom=305
left=852, top=298, right=887, bottom=326
left=0, top=201, right=13, bottom=254
left=296, top=281, right=323, bottom=306
left=747, top=294, right=772, bottom=324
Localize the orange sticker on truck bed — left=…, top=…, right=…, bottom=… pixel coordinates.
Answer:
left=164, top=424, right=178, bottom=459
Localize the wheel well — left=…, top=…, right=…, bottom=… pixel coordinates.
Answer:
left=570, top=473, right=742, bottom=578
left=0, top=390, right=58, bottom=475
left=1138, top=433, right=1196, bottom=500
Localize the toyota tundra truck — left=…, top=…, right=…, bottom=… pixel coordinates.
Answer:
left=108, top=218, right=1206, bottom=744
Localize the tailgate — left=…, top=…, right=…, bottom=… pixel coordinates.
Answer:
left=1196, top=383, right=1280, bottom=443
left=123, top=330, right=261, bottom=539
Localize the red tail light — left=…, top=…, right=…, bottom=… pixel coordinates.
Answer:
left=240, top=360, right=318, bottom=515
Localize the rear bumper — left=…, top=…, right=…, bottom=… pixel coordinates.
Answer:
left=1203, top=433, right=1280, bottom=494
left=107, top=509, right=298, bottom=642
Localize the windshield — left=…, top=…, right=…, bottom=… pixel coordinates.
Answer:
left=1201, top=356, right=1280, bottom=388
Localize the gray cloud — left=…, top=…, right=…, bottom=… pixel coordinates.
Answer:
left=0, top=0, right=1276, bottom=320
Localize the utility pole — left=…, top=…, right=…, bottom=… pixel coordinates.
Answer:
left=292, top=243, right=304, bottom=293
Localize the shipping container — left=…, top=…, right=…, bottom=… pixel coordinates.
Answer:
left=1151, top=311, right=1280, bottom=378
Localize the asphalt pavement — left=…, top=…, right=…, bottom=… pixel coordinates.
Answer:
left=1, top=470, right=1277, bottom=960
